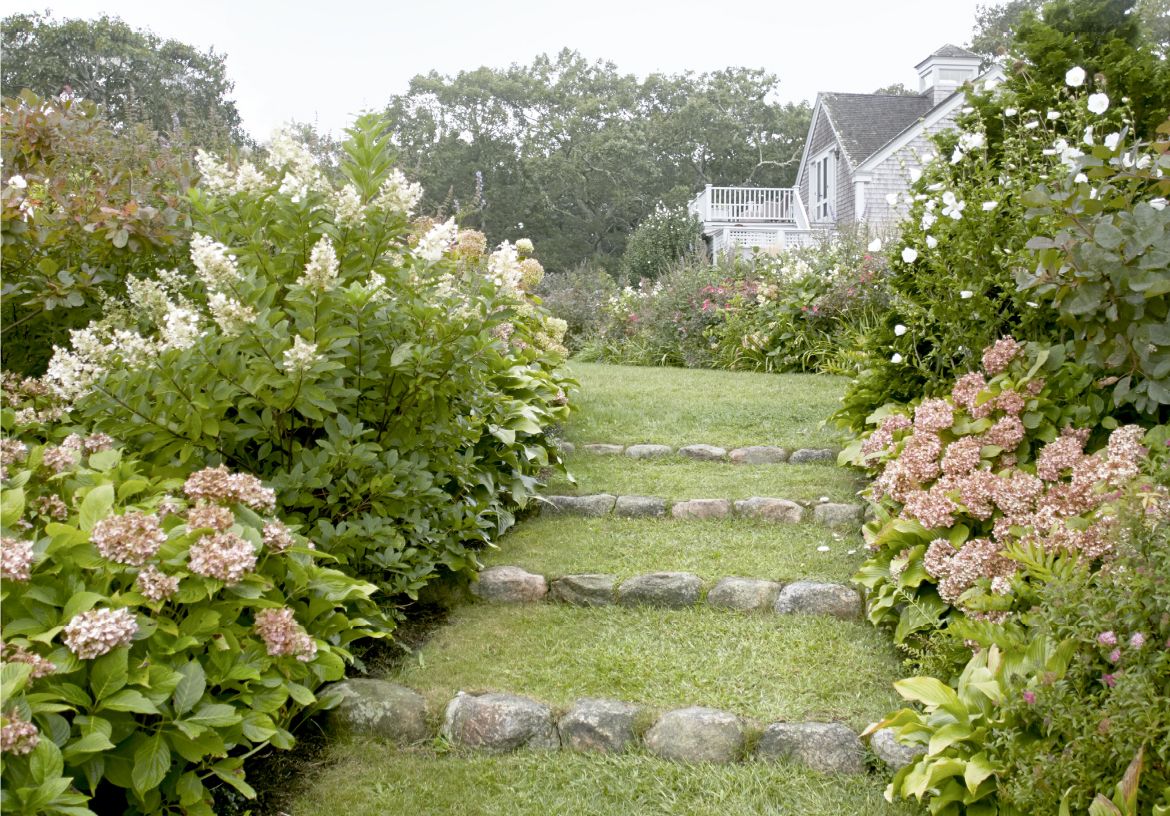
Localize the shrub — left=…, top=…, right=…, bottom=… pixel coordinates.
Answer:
left=0, top=424, right=381, bottom=813
left=534, top=262, right=619, bottom=349
left=848, top=338, right=1148, bottom=648
left=39, top=115, right=573, bottom=597
left=621, top=205, right=701, bottom=281
left=1, top=91, right=193, bottom=376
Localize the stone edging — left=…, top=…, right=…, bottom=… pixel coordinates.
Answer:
left=326, top=678, right=920, bottom=772
left=471, top=566, right=863, bottom=620
left=559, top=442, right=839, bottom=465
left=542, top=494, right=864, bottom=526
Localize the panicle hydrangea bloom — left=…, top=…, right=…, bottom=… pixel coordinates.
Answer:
left=283, top=335, right=322, bottom=374
left=135, top=565, right=180, bottom=602
left=416, top=218, right=458, bottom=262
left=62, top=607, right=138, bottom=659
left=488, top=241, right=522, bottom=290
left=1, top=713, right=39, bottom=755
left=515, top=238, right=535, bottom=255
left=455, top=229, right=487, bottom=259
left=182, top=466, right=276, bottom=513
left=91, top=511, right=167, bottom=566
left=187, top=531, right=257, bottom=584
left=1, top=642, right=55, bottom=679
left=186, top=501, right=236, bottom=532
left=297, top=236, right=340, bottom=290
left=195, top=149, right=234, bottom=193
left=208, top=292, right=257, bottom=336
left=254, top=607, right=317, bottom=662
left=333, top=183, right=365, bottom=227
left=262, top=521, right=296, bottom=553
left=373, top=169, right=423, bottom=216
left=982, top=336, right=1022, bottom=375
left=233, top=162, right=269, bottom=195
left=1, top=537, right=34, bottom=582
left=160, top=304, right=203, bottom=351
left=518, top=258, right=545, bottom=291
left=190, top=234, right=239, bottom=290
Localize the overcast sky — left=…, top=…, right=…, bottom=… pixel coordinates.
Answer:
left=17, top=0, right=1003, bottom=139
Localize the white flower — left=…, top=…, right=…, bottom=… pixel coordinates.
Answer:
left=1104, top=132, right=1121, bottom=150
left=297, top=236, right=339, bottom=290
left=283, top=335, right=321, bottom=374
left=894, top=324, right=908, bottom=336
left=1026, top=301, right=1039, bottom=308
left=901, top=247, right=918, bottom=263
left=1087, top=93, right=1110, bottom=114
left=1024, top=120, right=1040, bottom=130
left=7, top=174, right=28, bottom=189
left=487, top=241, right=522, bottom=290
left=190, top=234, right=238, bottom=290
left=160, top=305, right=202, bottom=351
left=941, top=192, right=966, bottom=221
left=373, top=169, right=423, bottom=216
left=1065, top=66, right=1086, bottom=87
left=867, top=238, right=882, bottom=252
left=515, top=238, right=535, bottom=255
left=891, top=353, right=904, bottom=364
left=921, top=211, right=937, bottom=231
left=195, top=150, right=233, bottom=194
left=982, top=201, right=999, bottom=211
left=1075, top=173, right=1088, bottom=183
left=960, top=290, right=974, bottom=299
left=816, top=545, right=831, bottom=553
left=958, top=132, right=985, bottom=152
left=233, top=162, right=269, bottom=195
left=1004, top=107, right=1018, bottom=116
left=909, top=167, right=922, bottom=183
left=416, top=218, right=458, bottom=262
left=1150, top=198, right=1167, bottom=211
left=1083, top=126, right=1095, bottom=146
left=208, top=293, right=256, bottom=336
left=885, top=192, right=898, bottom=205
left=951, top=147, right=965, bottom=164
left=925, top=235, right=938, bottom=249
left=1047, top=110, right=1061, bottom=121
left=267, top=127, right=319, bottom=176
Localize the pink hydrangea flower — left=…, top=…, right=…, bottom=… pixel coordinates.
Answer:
left=982, top=336, right=1022, bottom=376
left=0, top=537, right=34, bottom=582
left=90, top=511, right=167, bottom=566
left=188, top=531, right=257, bottom=584
left=183, top=466, right=275, bottom=513
left=136, top=565, right=180, bottom=602
left=1, top=712, right=39, bottom=755
left=62, top=607, right=138, bottom=659
left=254, top=607, right=317, bottom=662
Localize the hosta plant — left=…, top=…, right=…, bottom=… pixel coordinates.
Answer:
left=39, top=114, right=573, bottom=595
left=0, top=432, right=381, bottom=814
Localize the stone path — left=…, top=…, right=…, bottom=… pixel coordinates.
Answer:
left=326, top=430, right=918, bottom=782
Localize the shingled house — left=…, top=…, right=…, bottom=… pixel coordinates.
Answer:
left=689, top=45, right=1003, bottom=257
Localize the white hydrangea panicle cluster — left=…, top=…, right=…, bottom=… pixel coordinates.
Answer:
left=208, top=292, right=257, bottom=336
left=416, top=218, right=458, bottom=262
left=160, top=305, right=202, bottom=351
left=487, top=241, right=522, bottom=290
left=297, top=236, right=340, bottom=290
left=195, top=150, right=272, bottom=197
left=373, top=168, right=424, bottom=216
left=267, top=126, right=325, bottom=204
left=283, top=335, right=322, bottom=374
left=190, top=234, right=239, bottom=290
left=333, top=183, right=365, bottom=227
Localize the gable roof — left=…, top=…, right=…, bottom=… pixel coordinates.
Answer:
left=915, top=43, right=983, bottom=68
left=819, top=92, right=934, bottom=168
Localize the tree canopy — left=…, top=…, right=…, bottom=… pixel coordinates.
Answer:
left=1, top=12, right=245, bottom=148
left=383, top=50, right=811, bottom=272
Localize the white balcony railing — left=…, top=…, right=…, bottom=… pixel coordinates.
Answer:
left=688, top=185, right=802, bottom=226
left=710, top=226, right=825, bottom=259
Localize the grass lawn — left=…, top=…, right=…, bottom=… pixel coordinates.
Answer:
left=288, top=742, right=920, bottom=816
left=547, top=455, right=863, bottom=503
left=483, top=516, right=864, bottom=583
left=564, top=361, right=849, bottom=450
left=390, top=604, right=902, bottom=729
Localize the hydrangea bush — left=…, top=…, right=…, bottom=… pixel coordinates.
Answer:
left=0, top=424, right=381, bottom=814
left=39, top=115, right=573, bottom=595
left=848, top=337, right=1149, bottom=646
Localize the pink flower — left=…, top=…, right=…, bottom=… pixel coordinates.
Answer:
left=62, top=607, right=138, bottom=659
left=183, top=466, right=276, bottom=513
left=1, top=712, right=39, bottom=755
left=254, top=607, right=317, bottom=662
left=1097, top=631, right=1118, bottom=646
left=1108, top=648, right=1121, bottom=663
left=186, top=501, right=236, bottom=532
left=1129, top=632, right=1146, bottom=649
left=982, top=336, right=1022, bottom=376
left=1101, top=673, right=1117, bottom=688
left=952, top=372, right=988, bottom=414
left=0, top=537, right=34, bottom=582
left=136, top=565, right=180, bottom=602
left=262, top=521, right=296, bottom=553
left=187, top=531, right=257, bottom=584
left=1022, top=690, right=1036, bottom=704
left=913, top=398, right=954, bottom=433
left=91, top=512, right=167, bottom=566
left=1, top=642, right=55, bottom=679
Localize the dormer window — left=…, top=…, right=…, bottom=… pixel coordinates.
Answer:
left=811, top=148, right=835, bottom=222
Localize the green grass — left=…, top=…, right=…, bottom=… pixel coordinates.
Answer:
left=548, top=455, right=863, bottom=503
left=390, top=604, right=902, bottom=729
left=564, top=361, right=849, bottom=450
left=484, top=516, right=864, bottom=583
left=288, top=741, right=920, bottom=816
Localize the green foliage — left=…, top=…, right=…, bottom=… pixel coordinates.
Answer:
left=384, top=51, right=811, bottom=271
left=621, top=206, right=701, bottom=281
left=1, top=11, right=245, bottom=148
left=51, top=116, right=572, bottom=597
left=0, top=430, right=382, bottom=814
left=1, top=91, right=193, bottom=375
left=1019, top=122, right=1170, bottom=421
left=533, top=263, right=618, bottom=350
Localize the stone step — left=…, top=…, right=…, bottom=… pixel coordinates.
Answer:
left=326, top=678, right=903, bottom=774
left=542, top=493, right=864, bottom=526
left=560, top=441, right=840, bottom=465
left=470, top=565, right=862, bottom=620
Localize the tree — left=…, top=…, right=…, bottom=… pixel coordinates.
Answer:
left=1, top=12, right=245, bottom=148
left=384, top=51, right=810, bottom=272
left=872, top=83, right=921, bottom=95
left=971, top=0, right=1169, bottom=59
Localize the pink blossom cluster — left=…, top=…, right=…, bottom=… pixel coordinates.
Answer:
left=183, top=466, right=276, bottom=513
left=924, top=537, right=1016, bottom=604
left=1, top=712, right=39, bottom=755
left=262, top=521, right=296, bottom=553
left=186, top=501, right=235, bottom=532
left=187, top=531, right=257, bottom=584
left=136, top=565, right=180, bottom=601
left=0, top=438, right=28, bottom=480
left=90, top=511, right=166, bottom=566
left=1, top=642, right=55, bottom=679
left=62, top=607, right=138, bottom=659
left=981, top=336, right=1022, bottom=375
left=254, top=607, right=317, bottom=662
left=861, top=414, right=912, bottom=458
left=0, top=537, right=34, bottom=582
left=42, top=443, right=80, bottom=474
left=33, top=494, right=68, bottom=519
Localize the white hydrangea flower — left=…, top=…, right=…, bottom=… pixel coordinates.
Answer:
left=208, top=293, right=257, bottom=336
left=487, top=241, right=522, bottom=290
left=190, top=234, right=239, bottom=290
left=160, top=305, right=202, bottom=351
left=267, top=127, right=319, bottom=176
left=1065, top=66, right=1086, bottom=87
left=515, top=238, right=535, bottom=255
left=416, top=219, right=458, bottom=262
left=373, top=169, right=423, bottom=216
left=1087, top=93, right=1110, bottom=114
left=233, top=162, right=269, bottom=195
left=333, top=184, right=365, bottom=227
left=297, top=236, right=339, bottom=290
left=195, top=149, right=234, bottom=194
left=283, top=335, right=321, bottom=374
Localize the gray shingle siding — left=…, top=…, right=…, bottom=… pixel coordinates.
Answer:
left=863, top=111, right=959, bottom=231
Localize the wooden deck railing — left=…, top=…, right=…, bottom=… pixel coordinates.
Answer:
left=688, top=186, right=801, bottom=225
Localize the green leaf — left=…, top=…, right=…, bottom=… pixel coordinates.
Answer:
left=2, top=662, right=33, bottom=699
left=964, top=752, right=996, bottom=793
left=78, top=484, right=115, bottom=532
left=89, top=647, right=128, bottom=701
left=172, top=661, right=206, bottom=716
left=1, top=485, right=25, bottom=526
left=929, top=722, right=973, bottom=756
left=102, top=689, right=160, bottom=714
left=895, top=676, right=964, bottom=716
left=1093, top=221, right=1124, bottom=251
left=29, top=737, right=65, bottom=784
left=62, top=731, right=116, bottom=760
left=186, top=702, right=241, bottom=728
left=131, top=731, right=170, bottom=798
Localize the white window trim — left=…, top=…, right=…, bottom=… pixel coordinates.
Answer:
left=810, top=146, right=836, bottom=223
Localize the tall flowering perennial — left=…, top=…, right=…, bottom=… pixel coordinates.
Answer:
left=853, top=337, right=1151, bottom=634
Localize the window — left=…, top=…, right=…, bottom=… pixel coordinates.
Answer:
left=939, top=68, right=973, bottom=83
left=811, top=149, right=835, bottom=222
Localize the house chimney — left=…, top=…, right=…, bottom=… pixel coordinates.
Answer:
left=916, top=45, right=983, bottom=106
